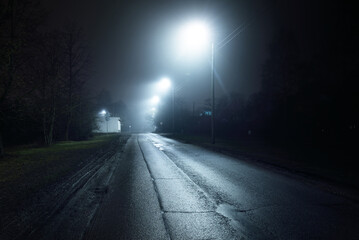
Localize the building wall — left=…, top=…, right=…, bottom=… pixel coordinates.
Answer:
left=94, top=117, right=121, bottom=133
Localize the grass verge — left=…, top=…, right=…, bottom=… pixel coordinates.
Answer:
left=0, top=134, right=129, bottom=217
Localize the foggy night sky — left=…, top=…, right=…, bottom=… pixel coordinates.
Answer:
left=46, top=0, right=343, bottom=129
left=50, top=1, right=273, bottom=100
left=94, top=0, right=273, bottom=101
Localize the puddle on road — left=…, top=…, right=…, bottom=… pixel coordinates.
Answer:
left=216, top=203, right=245, bottom=225
left=153, top=143, right=164, bottom=151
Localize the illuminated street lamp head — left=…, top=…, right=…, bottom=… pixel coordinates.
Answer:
left=177, top=20, right=211, bottom=57
left=100, top=110, right=106, bottom=115
left=151, top=95, right=160, bottom=105
left=158, top=77, right=171, bottom=92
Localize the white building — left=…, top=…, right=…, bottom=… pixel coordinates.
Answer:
left=94, top=117, right=121, bottom=133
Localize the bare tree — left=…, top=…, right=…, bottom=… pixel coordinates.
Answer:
left=61, top=23, right=91, bottom=141
left=28, top=32, right=64, bottom=145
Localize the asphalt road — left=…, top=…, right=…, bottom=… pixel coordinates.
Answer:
left=81, top=133, right=358, bottom=239
left=27, top=133, right=358, bottom=240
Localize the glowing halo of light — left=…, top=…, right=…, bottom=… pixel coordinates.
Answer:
left=151, top=95, right=160, bottom=105
left=158, top=77, right=171, bottom=91
left=176, top=20, right=211, bottom=57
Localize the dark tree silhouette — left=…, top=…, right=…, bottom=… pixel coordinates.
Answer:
left=62, top=22, right=91, bottom=141
left=0, top=0, right=42, bottom=155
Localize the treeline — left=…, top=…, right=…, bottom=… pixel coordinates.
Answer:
left=0, top=0, right=98, bottom=155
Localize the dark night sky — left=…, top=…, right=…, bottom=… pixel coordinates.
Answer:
left=47, top=0, right=349, bottom=130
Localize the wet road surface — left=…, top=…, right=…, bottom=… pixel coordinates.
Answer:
left=85, top=134, right=359, bottom=239
left=33, top=133, right=359, bottom=239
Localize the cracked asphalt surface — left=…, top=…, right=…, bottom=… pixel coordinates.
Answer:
left=84, top=133, right=359, bottom=239
left=24, top=133, right=359, bottom=239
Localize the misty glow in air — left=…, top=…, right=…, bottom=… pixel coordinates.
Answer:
left=176, top=20, right=211, bottom=58
left=157, top=77, right=171, bottom=92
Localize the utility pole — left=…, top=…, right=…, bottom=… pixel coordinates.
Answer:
left=105, top=112, right=110, bottom=134
left=211, top=42, right=215, bottom=144
left=172, top=86, right=175, bottom=134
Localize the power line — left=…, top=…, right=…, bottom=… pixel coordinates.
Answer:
left=216, top=22, right=247, bottom=47
left=215, top=4, right=273, bottom=50
left=216, top=23, right=250, bottom=50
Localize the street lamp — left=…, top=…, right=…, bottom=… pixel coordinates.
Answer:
left=151, top=95, right=160, bottom=105
left=99, top=110, right=110, bottom=133
left=177, top=21, right=211, bottom=58
left=158, top=77, right=171, bottom=92
left=158, top=77, right=175, bottom=133
left=178, top=21, right=215, bottom=144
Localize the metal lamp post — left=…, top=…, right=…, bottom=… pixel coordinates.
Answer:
left=157, top=78, right=174, bottom=134
left=100, top=110, right=110, bottom=134
left=105, top=112, right=109, bottom=133
left=178, top=21, right=215, bottom=143
left=172, top=84, right=175, bottom=134
left=210, top=42, right=215, bottom=144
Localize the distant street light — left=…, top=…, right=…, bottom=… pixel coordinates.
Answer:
left=157, top=77, right=175, bottom=133
left=158, top=77, right=171, bottom=92
left=151, top=95, right=160, bottom=105
left=178, top=21, right=215, bottom=144
left=99, top=109, right=110, bottom=133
